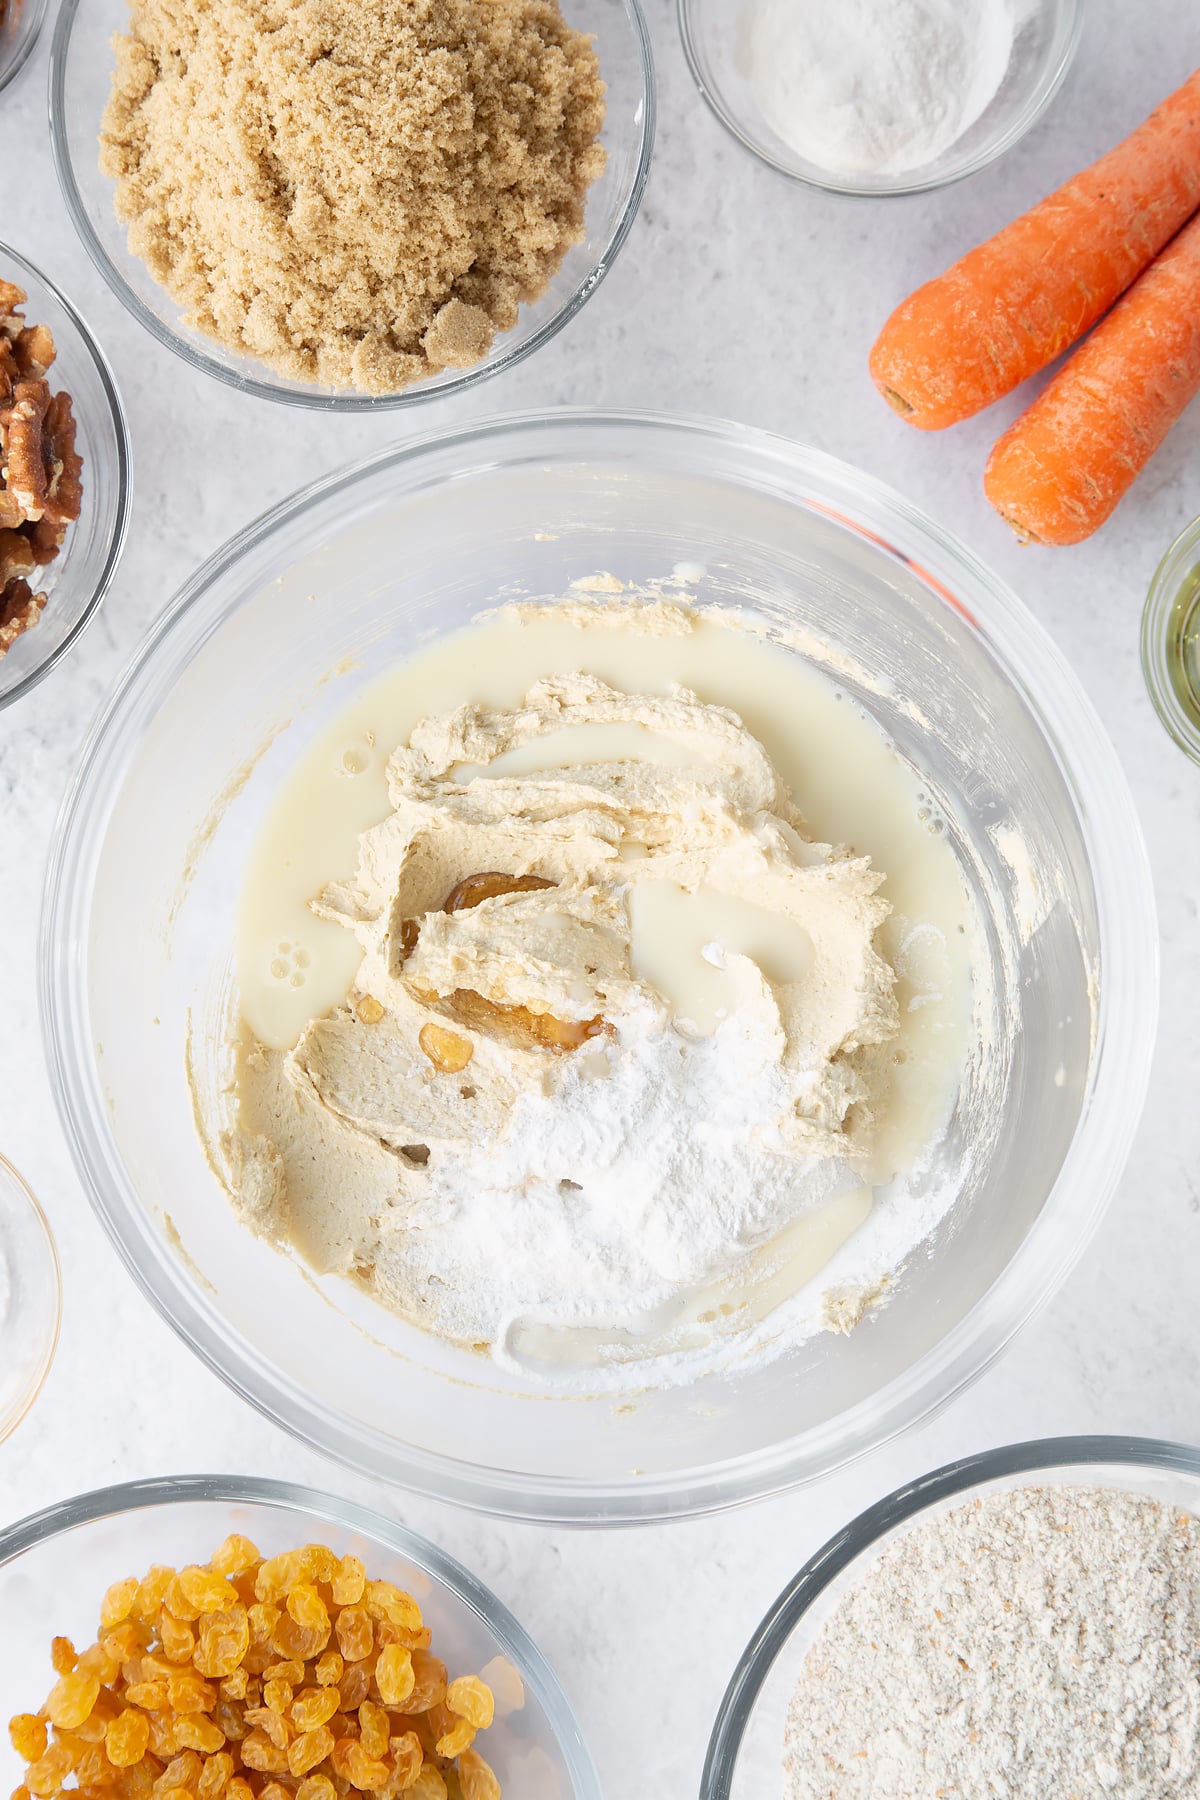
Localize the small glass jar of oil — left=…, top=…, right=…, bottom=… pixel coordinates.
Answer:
left=1142, top=516, right=1200, bottom=763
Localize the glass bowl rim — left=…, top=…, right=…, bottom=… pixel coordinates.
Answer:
left=675, top=0, right=1083, bottom=198
left=0, top=0, right=51, bottom=97
left=39, top=406, right=1159, bottom=1524
left=1140, top=512, right=1200, bottom=764
left=0, top=1470, right=602, bottom=1800
left=47, top=0, right=657, bottom=412
left=0, top=237, right=132, bottom=712
left=700, top=1432, right=1200, bottom=1797
left=0, top=1149, right=63, bottom=1443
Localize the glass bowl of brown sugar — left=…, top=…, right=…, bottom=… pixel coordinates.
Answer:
left=49, top=0, right=655, bottom=411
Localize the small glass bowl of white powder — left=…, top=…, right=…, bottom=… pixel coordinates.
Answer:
left=703, top=1436, right=1200, bottom=1798
left=678, top=0, right=1081, bottom=195
left=0, top=1153, right=61, bottom=1443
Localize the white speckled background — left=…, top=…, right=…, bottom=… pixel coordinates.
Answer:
left=2, top=2, right=1199, bottom=1794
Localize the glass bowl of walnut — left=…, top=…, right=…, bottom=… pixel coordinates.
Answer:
left=0, top=242, right=130, bottom=711
left=0, top=1476, right=600, bottom=1800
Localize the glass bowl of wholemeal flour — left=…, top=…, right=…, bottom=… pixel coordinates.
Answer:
left=679, top=0, right=1081, bottom=196
left=41, top=412, right=1156, bottom=1523
left=702, top=1437, right=1200, bottom=1799
left=49, top=0, right=654, bottom=409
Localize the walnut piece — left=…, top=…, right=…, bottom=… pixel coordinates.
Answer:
left=0, top=579, right=47, bottom=655
left=0, top=278, right=85, bottom=658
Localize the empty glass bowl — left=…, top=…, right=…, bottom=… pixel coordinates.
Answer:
left=701, top=1435, right=1200, bottom=1797
left=678, top=0, right=1082, bottom=196
left=49, top=0, right=655, bottom=409
left=0, top=1152, right=61, bottom=1443
left=0, top=240, right=131, bottom=710
left=0, top=1476, right=601, bottom=1800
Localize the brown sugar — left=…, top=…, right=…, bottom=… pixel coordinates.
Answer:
left=99, top=0, right=608, bottom=395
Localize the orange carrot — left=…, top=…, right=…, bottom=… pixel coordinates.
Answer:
left=869, top=67, right=1200, bottom=431
left=983, top=211, right=1200, bottom=545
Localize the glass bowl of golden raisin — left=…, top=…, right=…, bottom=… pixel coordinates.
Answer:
left=0, top=1477, right=599, bottom=1800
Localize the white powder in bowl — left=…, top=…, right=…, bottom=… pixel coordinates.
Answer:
left=785, top=1484, right=1200, bottom=1797
left=745, top=0, right=1015, bottom=177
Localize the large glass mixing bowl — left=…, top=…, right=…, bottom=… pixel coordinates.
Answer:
left=41, top=411, right=1158, bottom=1523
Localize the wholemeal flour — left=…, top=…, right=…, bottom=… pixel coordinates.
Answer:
left=785, top=1484, right=1200, bottom=1799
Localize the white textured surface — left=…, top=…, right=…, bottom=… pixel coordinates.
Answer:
left=1, top=4, right=1198, bottom=1796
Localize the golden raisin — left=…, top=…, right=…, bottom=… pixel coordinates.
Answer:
left=73, top=1743, right=115, bottom=1787
left=290, top=1690, right=339, bottom=1734
left=172, top=1719, right=226, bottom=1756
left=243, top=1708, right=289, bottom=1752
left=434, top=1717, right=474, bottom=1759
left=254, top=1554, right=305, bottom=1604
left=45, top=1672, right=101, bottom=1731
left=286, top=1726, right=334, bottom=1779
left=445, top=1677, right=493, bottom=1731
left=179, top=1569, right=237, bottom=1616
left=248, top=1603, right=280, bottom=1645
left=196, top=1753, right=234, bottom=1800
left=122, top=1684, right=166, bottom=1713
left=26, top=1745, right=76, bottom=1796
left=218, top=1670, right=248, bottom=1703
left=133, top=1572, right=173, bottom=1627
left=408, top=1769, right=447, bottom=1800
left=286, top=1587, right=329, bottom=1635
left=103, top=1623, right=146, bottom=1663
left=106, top=1714, right=151, bottom=1770
left=336, top=1740, right=389, bottom=1790
left=226, top=1781, right=254, bottom=1800
left=334, top=1607, right=372, bottom=1664
left=263, top=1661, right=305, bottom=1686
left=100, top=1580, right=140, bottom=1631
left=442, top=872, right=554, bottom=911
left=195, top=1610, right=250, bottom=1681
left=355, top=995, right=385, bottom=1026
left=240, top=1731, right=289, bottom=1775
left=270, top=1614, right=326, bottom=1663
left=208, top=1538, right=260, bottom=1580
left=313, top=1653, right=343, bottom=1690
left=364, top=1585, right=422, bottom=1632
left=262, top=1679, right=293, bottom=1716
left=330, top=1558, right=365, bottom=1609
left=154, top=1753, right=203, bottom=1797
left=406, top=1654, right=446, bottom=1715
left=357, top=1702, right=389, bottom=1761
left=50, top=1641, right=77, bottom=1677
left=158, top=1616, right=195, bottom=1666
left=295, top=1777, right=337, bottom=1800
left=417, top=1022, right=473, bottom=1073
left=456, top=1751, right=500, bottom=1800
left=387, top=1732, right=422, bottom=1790
left=258, top=1784, right=291, bottom=1800
left=9, top=1715, right=48, bottom=1761
left=336, top=1664, right=370, bottom=1711
left=374, top=1646, right=414, bottom=1710
left=166, top=1674, right=216, bottom=1715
